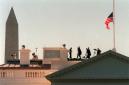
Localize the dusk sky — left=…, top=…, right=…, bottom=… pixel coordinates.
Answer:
left=0, top=0, right=129, bottom=64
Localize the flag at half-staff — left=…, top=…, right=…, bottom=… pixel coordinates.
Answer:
left=105, top=12, right=113, bottom=29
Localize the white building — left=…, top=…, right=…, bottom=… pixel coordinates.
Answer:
left=0, top=63, right=53, bottom=85
left=0, top=47, right=79, bottom=85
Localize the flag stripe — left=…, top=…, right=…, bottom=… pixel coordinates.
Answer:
left=105, top=12, right=113, bottom=29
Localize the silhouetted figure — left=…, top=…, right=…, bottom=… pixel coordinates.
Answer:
left=69, top=47, right=72, bottom=59
left=62, top=44, right=66, bottom=48
left=22, top=45, right=25, bottom=49
left=97, top=48, right=101, bottom=55
left=86, top=47, right=91, bottom=59
left=77, top=46, right=82, bottom=59
left=11, top=52, right=17, bottom=59
left=32, top=52, right=38, bottom=60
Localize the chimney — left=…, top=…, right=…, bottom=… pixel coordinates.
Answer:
left=20, top=45, right=31, bottom=66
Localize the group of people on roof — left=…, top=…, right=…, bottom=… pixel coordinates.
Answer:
left=68, top=47, right=101, bottom=59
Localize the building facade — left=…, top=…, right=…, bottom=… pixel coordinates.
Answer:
left=0, top=66, right=54, bottom=85
left=0, top=46, right=78, bottom=85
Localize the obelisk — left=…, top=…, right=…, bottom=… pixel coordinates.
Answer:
left=5, top=7, right=19, bottom=63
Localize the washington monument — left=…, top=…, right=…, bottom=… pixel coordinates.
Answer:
left=5, top=7, right=19, bottom=63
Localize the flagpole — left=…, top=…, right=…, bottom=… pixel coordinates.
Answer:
left=112, top=0, right=116, bottom=52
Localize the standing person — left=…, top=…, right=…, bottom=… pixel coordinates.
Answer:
left=32, top=52, right=38, bottom=60
left=97, top=48, right=101, bottom=55
left=10, top=52, right=17, bottom=59
left=86, top=47, right=91, bottom=59
left=62, top=44, right=66, bottom=48
left=77, top=46, right=82, bottom=59
left=22, top=45, right=25, bottom=49
left=69, top=47, right=72, bottom=59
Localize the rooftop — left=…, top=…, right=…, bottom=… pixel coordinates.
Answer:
left=0, top=59, right=51, bottom=69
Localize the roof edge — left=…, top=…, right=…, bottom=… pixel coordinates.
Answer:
left=46, top=50, right=129, bottom=80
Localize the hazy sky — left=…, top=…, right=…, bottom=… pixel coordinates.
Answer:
left=0, top=0, right=129, bottom=64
